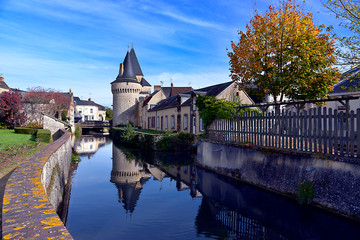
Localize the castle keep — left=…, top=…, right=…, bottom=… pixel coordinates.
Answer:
left=111, top=48, right=151, bottom=126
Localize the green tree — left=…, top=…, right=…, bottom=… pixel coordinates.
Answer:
left=105, top=107, right=113, bottom=120
left=196, top=95, right=236, bottom=127
left=324, top=0, right=360, bottom=67
left=228, top=0, right=340, bottom=103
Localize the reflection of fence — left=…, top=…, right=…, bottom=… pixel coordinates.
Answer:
left=211, top=201, right=285, bottom=239
left=208, top=107, right=360, bottom=158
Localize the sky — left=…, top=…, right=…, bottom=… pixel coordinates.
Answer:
left=0, top=0, right=350, bottom=107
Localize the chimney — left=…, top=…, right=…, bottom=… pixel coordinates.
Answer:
left=171, top=82, right=173, bottom=87
left=0, top=74, right=3, bottom=81
left=154, top=85, right=161, bottom=92
left=88, top=98, right=91, bottom=101
left=119, top=63, right=124, bottom=76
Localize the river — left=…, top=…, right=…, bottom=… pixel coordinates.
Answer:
left=63, top=135, right=360, bottom=240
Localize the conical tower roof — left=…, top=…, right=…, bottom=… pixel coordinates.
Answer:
left=130, top=47, right=143, bottom=76
left=112, top=51, right=138, bottom=84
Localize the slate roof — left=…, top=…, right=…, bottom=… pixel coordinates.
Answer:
left=148, top=82, right=233, bottom=112
left=112, top=51, right=138, bottom=84
left=330, top=66, right=360, bottom=94
left=191, top=81, right=233, bottom=96
left=74, top=97, right=106, bottom=111
left=148, top=95, right=179, bottom=111
left=130, top=47, right=143, bottom=76
left=141, top=77, right=151, bottom=87
left=112, top=47, right=147, bottom=85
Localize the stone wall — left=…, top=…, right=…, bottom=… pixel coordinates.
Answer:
left=43, top=113, right=71, bottom=136
left=2, top=129, right=73, bottom=239
left=197, top=140, right=360, bottom=219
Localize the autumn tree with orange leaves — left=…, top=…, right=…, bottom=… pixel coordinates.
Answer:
left=228, top=0, right=340, bottom=103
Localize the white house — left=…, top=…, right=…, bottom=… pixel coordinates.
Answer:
left=74, top=97, right=106, bottom=122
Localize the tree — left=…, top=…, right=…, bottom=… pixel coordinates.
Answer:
left=0, top=91, right=27, bottom=128
left=197, top=95, right=236, bottom=127
left=23, top=87, right=71, bottom=122
left=324, top=0, right=360, bottom=67
left=106, top=107, right=113, bottom=120
left=228, top=0, right=340, bottom=103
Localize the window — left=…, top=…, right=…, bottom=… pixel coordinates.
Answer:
left=200, top=118, right=204, bottom=132
left=183, top=114, right=188, bottom=130
left=171, top=115, right=175, bottom=129
left=192, top=97, right=196, bottom=111
left=148, top=117, right=151, bottom=128
left=165, top=116, right=168, bottom=129
left=152, top=117, right=155, bottom=128
left=236, top=91, right=240, bottom=97
left=90, top=108, right=93, bottom=113
left=156, top=116, right=159, bottom=129
left=78, top=108, right=82, bottom=114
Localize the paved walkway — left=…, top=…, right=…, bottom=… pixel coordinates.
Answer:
left=0, top=169, right=15, bottom=239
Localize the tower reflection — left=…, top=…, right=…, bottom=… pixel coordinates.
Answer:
left=110, top=144, right=151, bottom=214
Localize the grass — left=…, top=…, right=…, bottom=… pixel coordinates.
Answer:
left=0, top=129, right=47, bottom=178
left=134, top=129, right=166, bottom=135
left=0, top=129, right=36, bottom=148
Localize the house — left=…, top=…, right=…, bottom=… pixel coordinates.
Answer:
left=143, top=81, right=255, bottom=134
left=325, top=66, right=360, bottom=111
left=0, top=74, right=10, bottom=94
left=74, top=97, right=106, bottom=122
left=139, top=83, right=193, bottom=128
left=285, top=66, right=360, bottom=113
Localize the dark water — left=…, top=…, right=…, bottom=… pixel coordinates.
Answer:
left=65, top=136, right=360, bottom=240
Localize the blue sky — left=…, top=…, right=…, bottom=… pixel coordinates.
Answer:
left=0, top=0, right=348, bottom=107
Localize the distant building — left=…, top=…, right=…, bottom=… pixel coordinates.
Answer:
left=0, top=74, right=10, bottom=94
left=74, top=97, right=106, bottom=122
left=111, top=47, right=152, bottom=126
left=326, top=66, right=360, bottom=111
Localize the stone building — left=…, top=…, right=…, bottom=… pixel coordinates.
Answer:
left=111, top=47, right=151, bottom=126
left=144, top=81, right=255, bottom=134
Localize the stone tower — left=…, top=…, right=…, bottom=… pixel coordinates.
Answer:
left=111, top=47, right=151, bottom=126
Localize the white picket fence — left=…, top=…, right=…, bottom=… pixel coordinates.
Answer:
left=207, top=107, right=360, bottom=158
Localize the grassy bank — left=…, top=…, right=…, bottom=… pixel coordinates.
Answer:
left=0, top=129, right=35, bottom=148
left=0, top=129, right=47, bottom=178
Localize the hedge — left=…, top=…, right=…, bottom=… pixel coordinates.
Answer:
left=14, top=127, right=53, bottom=143
left=36, top=129, right=52, bottom=143
left=14, top=127, right=38, bottom=135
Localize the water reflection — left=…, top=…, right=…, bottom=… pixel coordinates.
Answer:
left=111, top=144, right=151, bottom=214
left=73, top=135, right=107, bottom=158
left=66, top=138, right=360, bottom=240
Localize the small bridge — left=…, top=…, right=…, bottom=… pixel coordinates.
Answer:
left=81, top=121, right=111, bottom=129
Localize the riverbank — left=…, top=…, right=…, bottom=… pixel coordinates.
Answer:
left=197, top=139, right=360, bottom=220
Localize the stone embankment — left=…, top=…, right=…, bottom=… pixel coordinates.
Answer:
left=197, top=140, right=360, bottom=219
left=2, top=129, right=73, bottom=239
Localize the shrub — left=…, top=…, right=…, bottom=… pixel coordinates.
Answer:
left=26, top=121, right=43, bottom=129
left=71, top=151, right=81, bottom=162
left=156, top=132, right=195, bottom=151
left=120, top=124, right=138, bottom=146
left=36, top=129, right=52, bottom=143
left=298, top=181, right=314, bottom=204
left=14, top=127, right=38, bottom=135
